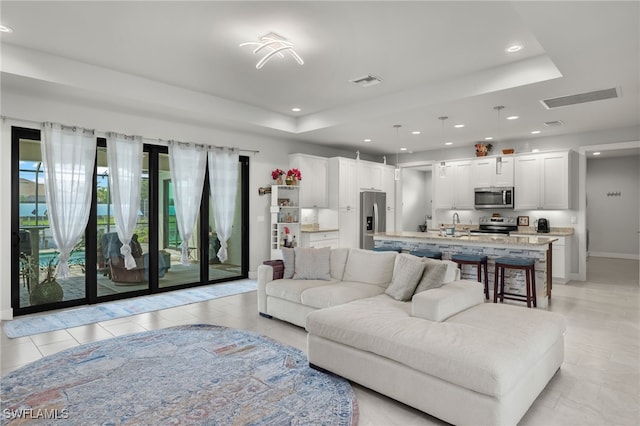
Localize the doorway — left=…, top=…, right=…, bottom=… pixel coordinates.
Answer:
left=399, top=163, right=433, bottom=232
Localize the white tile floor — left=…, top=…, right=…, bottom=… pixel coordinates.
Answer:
left=2, top=257, right=638, bottom=425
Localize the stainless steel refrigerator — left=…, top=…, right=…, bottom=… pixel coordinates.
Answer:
left=360, top=191, right=386, bottom=249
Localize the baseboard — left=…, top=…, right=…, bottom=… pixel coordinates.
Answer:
left=1, top=308, right=14, bottom=321
left=589, top=252, right=639, bottom=260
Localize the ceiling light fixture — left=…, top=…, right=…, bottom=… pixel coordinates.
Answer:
left=531, top=130, right=541, bottom=134
left=506, top=115, right=519, bottom=120
left=411, top=131, right=421, bottom=135
left=593, top=152, right=601, bottom=156
left=240, top=32, right=303, bottom=69
left=454, top=124, right=465, bottom=128
left=291, top=107, right=301, bottom=112
left=494, top=106, right=504, bottom=175
left=438, top=116, right=448, bottom=178
left=506, top=44, right=523, bottom=53
left=363, top=138, right=372, bottom=142
left=0, top=25, right=13, bottom=33
left=393, top=124, right=402, bottom=181
left=484, top=136, right=493, bottom=141
left=445, top=142, right=453, bottom=146
left=400, top=147, right=407, bottom=151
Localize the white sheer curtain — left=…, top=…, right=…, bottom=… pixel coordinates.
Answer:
left=41, top=123, right=97, bottom=279
left=106, top=133, right=143, bottom=269
left=168, top=141, right=207, bottom=265
left=208, top=147, right=239, bottom=263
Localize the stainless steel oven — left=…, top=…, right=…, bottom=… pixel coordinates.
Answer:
left=474, top=187, right=514, bottom=209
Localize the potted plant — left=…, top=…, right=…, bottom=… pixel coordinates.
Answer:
left=285, top=168, right=302, bottom=185
left=474, top=143, right=493, bottom=157
left=27, top=255, right=64, bottom=306
left=271, top=168, right=285, bottom=185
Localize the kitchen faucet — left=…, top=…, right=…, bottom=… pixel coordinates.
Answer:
left=452, top=212, right=460, bottom=226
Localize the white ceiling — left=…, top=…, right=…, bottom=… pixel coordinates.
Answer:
left=1, top=1, right=638, bottom=155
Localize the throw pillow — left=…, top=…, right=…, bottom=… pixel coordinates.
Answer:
left=385, top=254, right=426, bottom=301
left=293, top=247, right=331, bottom=280
left=414, top=257, right=449, bottom=294
left=282, top=248, right=295, bottom=279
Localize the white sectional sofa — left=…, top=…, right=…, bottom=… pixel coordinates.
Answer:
left=257, top=247, right=566, bottom=425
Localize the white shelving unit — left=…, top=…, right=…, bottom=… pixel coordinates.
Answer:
left=270, top=185, right=301, bottom=259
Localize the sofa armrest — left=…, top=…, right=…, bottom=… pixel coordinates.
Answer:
left=411, top=280, right=484, bottom=322
left=257, top=264, right=274, bottom=314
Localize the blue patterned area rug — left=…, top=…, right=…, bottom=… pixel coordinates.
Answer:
left=1, top=325, right=358, bottom=425
left=3, top=280, right=257, bottom=338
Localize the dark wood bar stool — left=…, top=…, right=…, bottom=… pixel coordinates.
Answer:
left=451, top=254, right=489, bottom=299
left=494, top=257, right=537, bottom=308
left=409, top=249, right=443, bottom=260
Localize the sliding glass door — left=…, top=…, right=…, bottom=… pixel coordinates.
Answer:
left=11, top=126, right=249, bottom=316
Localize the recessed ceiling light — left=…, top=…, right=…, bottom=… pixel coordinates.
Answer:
left=484, top=137, right=493, bottom=141
left=531, top=130, right=541, bottom=134
left=411, top=131, right=421, bottom=135
left=0, top=25, right=13, bottom=33
left=506, top=44, right=523, bottom=53
left=400, top=147, right=407, bottom=151
left=506, top=115, right=519, bottom=120
left=592, top=152, right=601, bottom=156
left=532, top=149, right=540, bottom=153
left=454, top=124, right=464, bottom=128
left=445, top=142, right=453, bottom=146
left=363, top=138, right=372, bottom=142
left=291, top=107, right=301, bottom=112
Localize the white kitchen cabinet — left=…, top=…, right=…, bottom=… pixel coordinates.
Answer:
left=381, top=166, right=396, bottom=232
left=358, top=160, right=384, bottom=191
left=301, top=231, right=340, bottom=249
left=515, top=150, right=574, bottom=210
left=434, top=160, right=473, bottom=210
left=329, top=157, right=358, bottom=210
left=472, top=156, right=514, bottom=188
left=338, top=207, right=359, bottom=248
left=270, top=185, right=301, bottom=259
left=551, top=236, right=571, bottom=284
left=289, top=153, right=328, bottom=208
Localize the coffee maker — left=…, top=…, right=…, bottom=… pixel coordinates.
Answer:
left=537, top=218, right=550, bottom=233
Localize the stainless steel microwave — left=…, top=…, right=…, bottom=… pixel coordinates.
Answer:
left=474, top=187, right=514, bottom=209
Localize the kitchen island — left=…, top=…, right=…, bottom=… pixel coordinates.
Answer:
left=374, top=231, right=557, bottom=308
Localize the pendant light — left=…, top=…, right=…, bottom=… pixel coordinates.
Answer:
left=438, top=116, right=448, bottom=178
left=494, top=106, right=504, bottom=175
left=393, top=124, right=401, bottom=181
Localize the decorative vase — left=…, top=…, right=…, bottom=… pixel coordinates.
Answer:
left=285, top=177, right=294, bottom=186
left=476, top=152, right=487, bottom=157
left=29, top=280, right=64, bottom=305
left=276, top=177, right=283, bottom=185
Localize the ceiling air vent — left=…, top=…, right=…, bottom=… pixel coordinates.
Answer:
left=540, top=87, right=619, bottom=109
left=349, top=74, right=383, bottom=87
left=544, top=120, right=565, bottom=127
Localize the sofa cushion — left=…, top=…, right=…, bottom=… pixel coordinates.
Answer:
left=411, top=280, right=484, bottom=321
left=306, top=294, right=567, bottom=398
left=330, top=248, right=350, bottom=280
left=293, top=247, right=331, bottom=280
left=266, top=278, right=337, bottom=303
left=301, top=281, right=385, bottom=309
left=414, top=258, right=448, bottom=294
left=386, top=254, right=426, bottom=301
left=342, top=249, right=397, bottom=287
left=282, top=248, right=295, bottom=279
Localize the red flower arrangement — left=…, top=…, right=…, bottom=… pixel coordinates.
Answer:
left=271, top=168, right=285, bottom=180
left=286, top=168, right=302, bottom=181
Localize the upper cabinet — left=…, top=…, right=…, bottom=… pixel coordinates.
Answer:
left=289, top=154, right=328, bottom=208
left=329, top=157, right=358, bottom=210
left=434, top=160, right=474, bottom=210
left=358, top=160, right=384, bottom=191
left=471, top=156, right=514, bottom=188
left=514, top=150, right=576, bottom=210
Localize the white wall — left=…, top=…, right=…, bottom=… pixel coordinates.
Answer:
left=586, top=156, right=640, bottom=258
left=401, top=169, right=430, bottom=232
left=0, top=90, right=358, bottom=319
